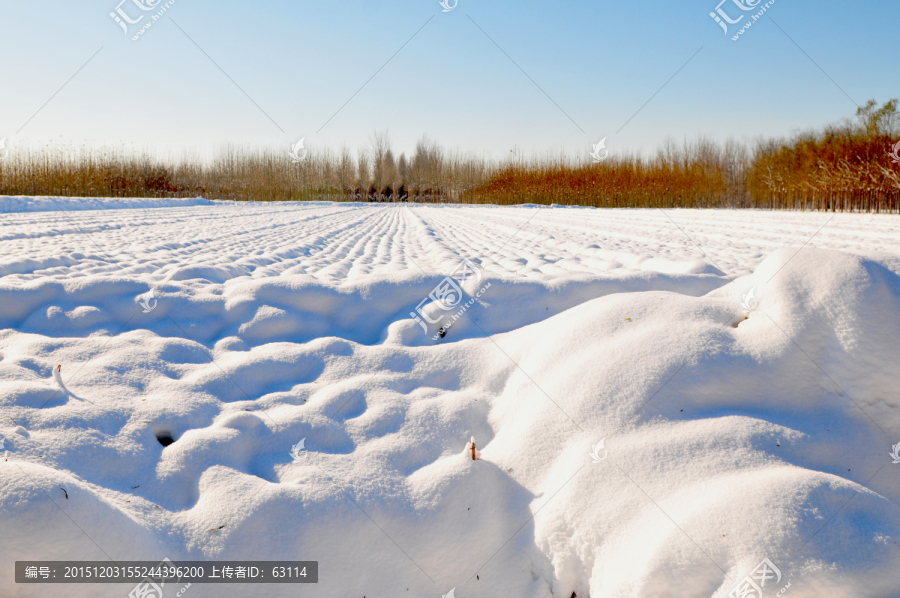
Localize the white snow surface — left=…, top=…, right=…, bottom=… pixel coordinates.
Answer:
left=1, top=199, right=899, bottom=597
left=0, top=196, right=213, bottom=214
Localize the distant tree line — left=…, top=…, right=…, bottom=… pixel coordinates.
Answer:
left=1, top=100, right=898, bottom=212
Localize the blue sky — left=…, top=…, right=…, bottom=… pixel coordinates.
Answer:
left=0, top=0, right=897, bottom=160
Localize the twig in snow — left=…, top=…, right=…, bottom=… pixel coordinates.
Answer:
left=467, top=436, right=481, bottom=460
left=52, top=364, right=65, bottom=388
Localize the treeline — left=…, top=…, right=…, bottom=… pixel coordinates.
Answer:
left=461, top=99, right=900, bottom=212
left=1, top=100, right=898, bottom=212
left=747, top=100, right=899, bottom=212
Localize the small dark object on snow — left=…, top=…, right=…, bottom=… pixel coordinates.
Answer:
left=571, top=593, right=577, bottom=598
left=208, top=524, right=226, bottom=531
left=477, top=575, right=479, bottom=580
left=438, top=327, right=446, bottom=338
left=60, top=487, right=68, bottom=499
left=157, top=434, right=174, bottom=447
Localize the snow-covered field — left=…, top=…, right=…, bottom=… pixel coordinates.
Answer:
left=1, top=198, right=899, bottom=598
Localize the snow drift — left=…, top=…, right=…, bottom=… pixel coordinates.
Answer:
left=1, top=203, right=898, bottom=598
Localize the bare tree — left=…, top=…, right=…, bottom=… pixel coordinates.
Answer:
left=356, top=150, right=370, bottom=196
left=368, top=130, right=391, bottom=193
left=336, top=145, right=355, bottom=199
left=398, top=153, right=409, bottom=182
left=383, top=148, right=397, bottom=199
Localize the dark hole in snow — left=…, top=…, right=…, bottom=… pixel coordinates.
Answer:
left=157, top=434, right=175, bottom=447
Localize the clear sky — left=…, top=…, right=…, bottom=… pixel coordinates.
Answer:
left=1, top=0, right=897, bottom=160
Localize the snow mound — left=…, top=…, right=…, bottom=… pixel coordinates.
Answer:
left=1, top=205, right=899, bottom=598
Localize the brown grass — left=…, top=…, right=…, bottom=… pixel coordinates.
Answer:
left=460, top=138, right=748, bottom=208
